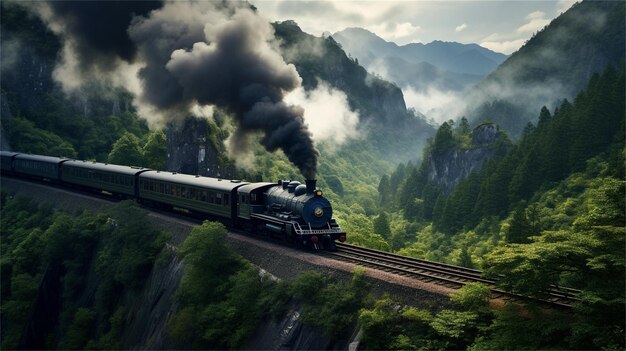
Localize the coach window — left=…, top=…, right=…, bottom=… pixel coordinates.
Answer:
left=224, top=195, right=229, bottom=206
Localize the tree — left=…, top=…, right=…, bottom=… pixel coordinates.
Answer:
left=506, top=204, right=532, bottom=244
left=373, top=212, right=391, bottom=239
left=142, top=129, right=167, bottom=170
left=6, top=118, right=77, bottom=158
left=325, top=175, right=344, bottom=196
left=458, top=245, right=474, bottom=268
left=456, top=117, right=471, bottom=135
left=449, top=283, right=490, bottom=314
left=537, top=105, right=552, bottom=127
left=108, top=132, right=143, bottom=167
left=377, top=175, right=390, bottom=204
left=433, top=121, right=456, bottom=154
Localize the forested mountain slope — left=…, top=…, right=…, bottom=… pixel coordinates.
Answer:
left=382, top=64, right=623, bottom=243
left=0, top=4, right=152, bottom=161
left=274, top=21, right=435, bottom=160
left=371, top=65, right=625, bottom=348
left=465, top=0, right=625, bottom=136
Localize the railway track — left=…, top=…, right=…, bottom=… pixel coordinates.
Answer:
left=328, top=243, right=581, bottom=309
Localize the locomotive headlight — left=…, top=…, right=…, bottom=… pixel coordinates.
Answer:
left=314, top=207, right=324, bottom=217
left=315, top=190, right=323, bottom=196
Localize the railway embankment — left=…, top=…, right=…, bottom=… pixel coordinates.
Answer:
left=2, top=177, right=454, bottom=349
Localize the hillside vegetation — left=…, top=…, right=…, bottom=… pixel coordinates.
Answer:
left=466, top=0, right=625, bottom=136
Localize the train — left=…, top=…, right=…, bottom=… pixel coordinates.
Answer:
left=0, top=151, right=346, bottom=250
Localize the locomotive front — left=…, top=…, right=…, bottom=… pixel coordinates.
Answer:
left=264, top=179, right=346, bottom=249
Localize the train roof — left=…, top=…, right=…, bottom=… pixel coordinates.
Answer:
left=0, top=151, right=19, bottom=158
left=139, top=171, right=249, bottom=192
left=62, top=159, right=150, bottom=176
left=15, top=153, right=67, bottom=164
left=237, top=182, right=277, bottom=194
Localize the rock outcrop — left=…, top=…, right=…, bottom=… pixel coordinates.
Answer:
left=166, top=117, right=235, bottom=178
left=425, top=123, right=502, bottom=192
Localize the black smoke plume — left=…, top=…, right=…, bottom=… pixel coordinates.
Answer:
left=30, top=1, right=319, bottom=178
left=46, top=1, right=163, bottom=72
left=131, top=3, right=318, bottom=178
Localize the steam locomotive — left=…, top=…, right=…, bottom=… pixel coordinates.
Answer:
left=0, top=151, right=346, bottom=250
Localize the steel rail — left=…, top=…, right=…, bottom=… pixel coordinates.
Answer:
left=330, top=242, right=581, bottom=309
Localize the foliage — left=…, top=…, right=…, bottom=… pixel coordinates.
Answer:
left=471, top=305, right=571, bottom=350
left=359, top=295, right=486, bottom=350
left=58, top=308, right=96, bottom=350
left=372, top=212, right=391, bottom=239
left=95, top=202, right=170, bottom=311
left=483, top=176, right=625, bottom=349
left=290, top=269, right=370, bottom=338
left=107, top=132, right=144, bottom=167
left=0, top=196, right=170, bottom=349
left=142, top=129, right=168, bottom=169
left=107, top=130, right=168, bottom=168
left=169, top=221, right=274, bottom=349
left=449, top=282, right=491, bottom=314
left=432, top=121, right=457, bottom=154
left=0, top=195, right=53, bottom=349
left=4, top=117, right=78, bottom=158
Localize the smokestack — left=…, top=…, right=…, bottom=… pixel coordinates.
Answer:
left=306, top=179, right=316, bottom=194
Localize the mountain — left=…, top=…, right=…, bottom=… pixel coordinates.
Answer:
left=273, top=21, right=435, bottom=161
left=331, top=27, right=507, bottom=92
left=465, top=0, right=625, bottom=136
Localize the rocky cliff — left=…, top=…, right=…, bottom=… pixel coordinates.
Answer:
left=425, top=123, right=502, bottom=192
left=166, top=117, right=236, bottom=178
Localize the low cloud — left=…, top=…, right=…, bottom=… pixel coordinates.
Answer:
left=517, top=11, right=550, bottom=33
left=403, top=86, right=466, bottom=124
left=369, top=21, right=422, bottom=45
left=455, top=23, right=468, bottom=32
left=284, top=80, right=361, bottom=150
left=480, top=33, right=526, bottom=55
left=556, top=0, right=577, bottom=14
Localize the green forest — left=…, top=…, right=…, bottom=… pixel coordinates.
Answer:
left=1, top=0, right=625, bottom=349
left=4, top=197, right=616, bottom=350
left=0, top=192, right=624, bottom=350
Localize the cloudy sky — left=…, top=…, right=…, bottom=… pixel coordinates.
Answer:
left=251, top=0, right=577, bottom=54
